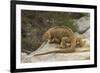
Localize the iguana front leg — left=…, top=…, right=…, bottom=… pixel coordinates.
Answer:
left=68, top=37, right=77, bottom=52
left=57, top=37, right=71, bottom=49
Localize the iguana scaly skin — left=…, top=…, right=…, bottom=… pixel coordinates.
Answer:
left=34, top=26, right=85, bottom=56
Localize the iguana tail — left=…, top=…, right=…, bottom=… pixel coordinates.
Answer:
left=34, top=48, right=75, bottom=56
left=38, top=40, right=48, bottom=50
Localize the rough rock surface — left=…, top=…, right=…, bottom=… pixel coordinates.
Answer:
left=75, top=16, right=90, bottom=32
left=83, top=29, right=90, bottom=40
left=21, top=39, right=90, bottom=63
left=74, top=16, right=90, bottom=40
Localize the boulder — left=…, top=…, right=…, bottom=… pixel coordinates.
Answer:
left=74, top=16, right=90, bottom=40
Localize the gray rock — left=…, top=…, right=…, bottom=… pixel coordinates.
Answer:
left=74, top=16, right=90, bottom=40
left=75, top=16, right=90, bottom=32
left=83, top=29, right=90, bottom=40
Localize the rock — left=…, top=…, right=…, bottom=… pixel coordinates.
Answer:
left=75, top=16, right=90, bottom=32
left=21, top=39, right=90, bottom=63
left=21, top=53, right=27, bottom=63
left=83, top=29, right=90, bottom=40
left=74, top=16, right=90, bottom=40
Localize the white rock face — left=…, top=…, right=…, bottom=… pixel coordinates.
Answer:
left=74, top=16, right=90, bottom=40
left=83, top=29, right=90, bottom=40
left=75, top=16, right=90, bottom=32
left=21, top=39, right=90, bottom=63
